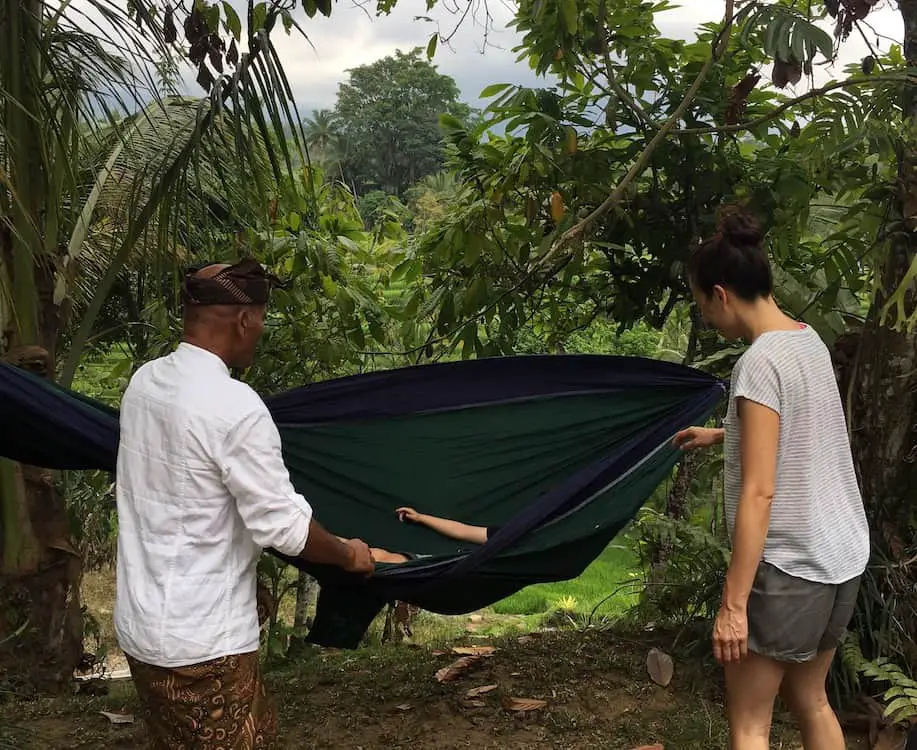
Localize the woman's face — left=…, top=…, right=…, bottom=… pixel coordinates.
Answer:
left=690, top=281, right=742, bottom=340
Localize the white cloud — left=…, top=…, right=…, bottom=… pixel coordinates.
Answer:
left=133, top=0, right=903, bottom=117
left=69, top=0, right=906, bottom=112
left=242, top=0, right=544, bottom=113
left=254, top=0, right=906, bottom=114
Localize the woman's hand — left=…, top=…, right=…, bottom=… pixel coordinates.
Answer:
left=712, top=603, right=748, bottom=664
left=672, top=426, right=724, bottom=450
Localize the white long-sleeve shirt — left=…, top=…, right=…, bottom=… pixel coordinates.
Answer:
left=113, top=342, right=312, bottom=667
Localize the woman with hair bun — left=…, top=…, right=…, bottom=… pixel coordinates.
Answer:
left=673, top=205, right=869, bottom=749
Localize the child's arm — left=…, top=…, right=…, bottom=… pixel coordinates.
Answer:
left=396, top=507, right=488, bottom=545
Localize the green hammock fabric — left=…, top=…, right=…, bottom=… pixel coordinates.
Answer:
left=280, top=390, right=682, bottom=561
left=0, top=354, right=725, bottom=647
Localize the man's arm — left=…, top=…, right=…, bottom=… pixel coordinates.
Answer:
left=301, top=520, right=373, bottom=571
left=221, top=407, right=373, bottom=574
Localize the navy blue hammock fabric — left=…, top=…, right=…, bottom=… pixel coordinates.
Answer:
left=0, top=355, right=725, bottom=647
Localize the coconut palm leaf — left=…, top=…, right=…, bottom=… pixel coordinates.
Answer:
left=66, top=95, right=275, bottom=322
left=2, top=0, right=323, bottom=372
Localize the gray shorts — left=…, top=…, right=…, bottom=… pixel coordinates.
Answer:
left=747, top=561, right=861, bottom=663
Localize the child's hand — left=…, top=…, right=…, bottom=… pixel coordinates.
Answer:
left=396, top=507, right=421, bottom=523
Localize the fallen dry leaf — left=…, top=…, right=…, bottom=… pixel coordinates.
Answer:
left=394, top=703, right=413, bottom=712
left=465, top=684, right=498, bottom=698
left=517, top=635, right=536, bottom=644
left=468, top=614, right=484, bottom=623
left=465, top=699, right=487, bottom=708
left=630, top=745, right=663, bottom=750
left=453, top=645, right=496, bottom=656
left=873, top=726, right=906, bottom=750
left=646, top=648, right=674, bottom=687
left=435, top=655, right=483, bottom=683
left=99, top=711, right=134, bottom=725
left=502, top=696, right=548, bottom=713
left=431, top=650, right=447, bottom=656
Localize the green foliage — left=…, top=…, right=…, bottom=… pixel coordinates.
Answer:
left=387, top=0, right=917, bottom=371
left=512, top=315, right=662, bottom=357
left=358, top=190, right=411, bottom=230
left=331, top=48, right=472, bottom=196
left=61, top=472, right=118, bottom=572
left=841, top=637, right=917, bottom=724
left=257, top=555, right=301, bottom=662
left=230, top=168, right=422, bottom=389
left=630, top=508, right=729, bottom=628
left=399, top=0, right=890, bottom=361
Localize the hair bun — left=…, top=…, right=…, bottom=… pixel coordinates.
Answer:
left=716, top=204, right=762, bottom=245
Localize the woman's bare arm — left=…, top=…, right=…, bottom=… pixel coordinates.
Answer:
left=723, top=398, right=779, bottom=612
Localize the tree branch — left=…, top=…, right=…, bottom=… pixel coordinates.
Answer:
left=522, top=0, right=737, bottom=278
left=671, top=73, right=914, bottom=136
left=597, top=0, right=653, bottom=131
left=357, top=0, right=741, bottom=360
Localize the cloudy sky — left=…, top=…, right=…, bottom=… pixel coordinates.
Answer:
left=218, top=0, right=904, bottom=116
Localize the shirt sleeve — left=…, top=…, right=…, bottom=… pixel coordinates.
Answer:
left=731, top=350, right=782, bottom=415
left=220, top=406, right=312, bottom=556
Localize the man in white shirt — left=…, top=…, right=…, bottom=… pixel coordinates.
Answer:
left=114, top=259, right=374, bottom=749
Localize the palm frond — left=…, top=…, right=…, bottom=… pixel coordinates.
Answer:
left=63, top=94, right=276, bottom=331
left=3, top=0, right=341, bottom=371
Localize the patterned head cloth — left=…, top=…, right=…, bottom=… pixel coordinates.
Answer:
left=180, top=258, right=283, bottom=306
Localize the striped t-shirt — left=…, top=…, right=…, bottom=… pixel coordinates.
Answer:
left=723, top=324, right=870, bottom=584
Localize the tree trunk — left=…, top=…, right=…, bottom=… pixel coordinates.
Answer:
left=849, top=266, right=917, bottom=671
left=293, top=570, right=317, bottom=631
left=0, top=348, right=83, bottom=695
left=285, top=571, right=318, bottom=658
left=664, top=309, right=703, bottom=523
left=0, top=0, right=85, bottom=694
left=847, top=0, right=917, bottom=673
left=665, top=450, right=698, bottom=522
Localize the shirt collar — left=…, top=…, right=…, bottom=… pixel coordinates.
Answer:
left=175, top=342, right=231, bottom=377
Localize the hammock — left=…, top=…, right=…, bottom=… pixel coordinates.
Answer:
left=0, top=354, right=725, bottom=647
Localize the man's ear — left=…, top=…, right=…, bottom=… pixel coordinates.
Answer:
left=235, top=308, right=252, bottom=334
left=712, top=284, right=728, bottom=306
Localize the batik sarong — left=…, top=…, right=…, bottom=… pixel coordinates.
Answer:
left=126, top=650, right=277, bottom=750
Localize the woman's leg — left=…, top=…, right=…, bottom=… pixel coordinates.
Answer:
left=724, top=652, right=786, bottom=750
left=779, top=649, right=845, bottom=750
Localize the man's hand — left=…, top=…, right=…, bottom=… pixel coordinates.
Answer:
left=672, top=426, right=724, bottom=451
left=712, top=603, right=748, bottom=664
left=396, top=507, right=422, bottom=523
left=342, top=538, right=375, bottom=576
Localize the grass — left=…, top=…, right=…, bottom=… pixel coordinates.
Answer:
left=493, top=542, right=639, bottom=619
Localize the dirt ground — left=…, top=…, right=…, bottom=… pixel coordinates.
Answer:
left=0, top=628, right=875, bottom=750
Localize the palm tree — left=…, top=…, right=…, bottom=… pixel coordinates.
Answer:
left=0, top=0, right=312, bottom=691
left=304, top=109, right=337, bottom=152
left=303, top=108, right=347, bottom=175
